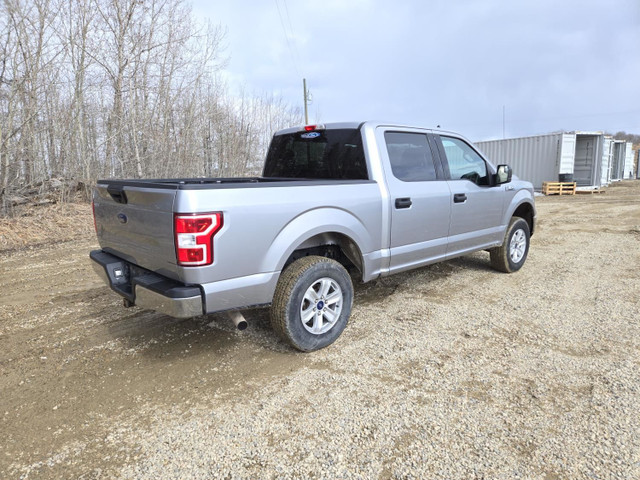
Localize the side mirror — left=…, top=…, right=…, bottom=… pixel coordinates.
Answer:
left=495, top=164, right=512, bottom=185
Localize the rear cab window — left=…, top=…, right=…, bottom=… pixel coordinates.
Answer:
left=263, top=128, right=368, bottom=180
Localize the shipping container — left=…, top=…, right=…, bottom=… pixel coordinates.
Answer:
left=623, top=142, right=634, bottom=179
left=475, top=131, right=604, bottom=191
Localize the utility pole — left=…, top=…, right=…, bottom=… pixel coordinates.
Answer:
left=303, top=78, right=309, bottom=124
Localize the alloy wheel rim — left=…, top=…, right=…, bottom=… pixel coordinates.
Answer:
left=300, top=277, right=343, bottom=335
left=509, top=228, right=526, bottom=263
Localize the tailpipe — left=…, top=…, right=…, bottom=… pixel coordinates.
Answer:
left=227, top=311, right=248, bottom=331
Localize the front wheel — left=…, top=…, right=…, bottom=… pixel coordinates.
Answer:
left=271, top=256, right=353, bottom=352
left=490, top=216, right=530, bottom=273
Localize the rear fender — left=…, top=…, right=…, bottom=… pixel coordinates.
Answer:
left=261, top=207, right=372, bottom=278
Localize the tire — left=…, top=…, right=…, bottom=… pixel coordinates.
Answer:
left=490, top=216, right=530, bottom=273
left=271, top=256, right=353, bottom=352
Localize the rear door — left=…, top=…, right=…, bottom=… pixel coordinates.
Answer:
left=376, top=127, right=451, bottom=274
left=434, top=135, right=505, bottom=256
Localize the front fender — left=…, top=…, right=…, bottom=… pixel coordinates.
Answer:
left=503, top=188, right=536, bottom=234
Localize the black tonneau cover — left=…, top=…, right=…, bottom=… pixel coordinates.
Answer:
left=96, top=177, right=374, bottom=190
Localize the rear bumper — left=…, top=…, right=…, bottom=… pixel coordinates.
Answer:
left=90, top=250, right=204, bottom=318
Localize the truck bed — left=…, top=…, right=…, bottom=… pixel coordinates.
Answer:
left=93, top=177, right=382, bottom=290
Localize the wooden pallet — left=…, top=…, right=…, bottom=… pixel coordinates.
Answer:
left=542, top=181, right=576, bottom=196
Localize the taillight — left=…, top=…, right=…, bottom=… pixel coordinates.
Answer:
left=174, top=212, right=223, bottom=266
left=92, top=200, right=97, bottom=234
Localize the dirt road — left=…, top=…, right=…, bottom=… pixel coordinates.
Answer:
left=1, top=182, right=640, bottom=479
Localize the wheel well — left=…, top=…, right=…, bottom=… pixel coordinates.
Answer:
left=283, top=233, right=364, bottom=277
left=513, top=202, right=535, bottom=235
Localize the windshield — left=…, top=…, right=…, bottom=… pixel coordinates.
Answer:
left=263, top=128, right=368, bottom=180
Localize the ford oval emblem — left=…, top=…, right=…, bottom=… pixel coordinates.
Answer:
left=301, top=132, right=320, bottom=139
left=117, top=213, right=128, bottom=224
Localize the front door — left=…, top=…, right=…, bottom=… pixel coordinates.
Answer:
left=435, top=135, right=505, bottom=257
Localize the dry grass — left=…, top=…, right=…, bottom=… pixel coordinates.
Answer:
left=0, top=202, right=94, bottom=253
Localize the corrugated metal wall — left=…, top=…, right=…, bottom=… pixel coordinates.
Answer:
left=475, top=133, right=565, bottom=190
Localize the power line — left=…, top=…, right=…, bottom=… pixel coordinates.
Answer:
left=282, top=0, right=302, bottom=70
left=274, top=0, right=300, bottom=78
left=283, top=0, right=299, bottom=60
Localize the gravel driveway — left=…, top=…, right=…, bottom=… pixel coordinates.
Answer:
left=1, top=181, right=639, bottom=479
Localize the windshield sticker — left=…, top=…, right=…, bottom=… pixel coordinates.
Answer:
left=301, top=132, right=321, bottom=139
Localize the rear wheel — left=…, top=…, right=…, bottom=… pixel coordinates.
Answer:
left=271, top=256, right=353, bottom=352
left=490, top=216, right=530, bottom=273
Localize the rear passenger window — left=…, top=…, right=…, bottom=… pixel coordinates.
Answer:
left=439, top=136, right=489, bottom=186
left=384, top=132, right=437, bottom=182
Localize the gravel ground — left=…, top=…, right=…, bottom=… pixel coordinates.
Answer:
left=1, top=181, right=640, bottom=479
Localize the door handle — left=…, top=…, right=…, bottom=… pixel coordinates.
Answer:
left=107, top=184, right=128, bottom=204
left=395, top=197, right=412, bottom=209
left=453, top=193, right=467, bottom=203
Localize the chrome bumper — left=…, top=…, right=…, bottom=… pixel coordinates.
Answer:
left=134, top=285, right=202, bottom=318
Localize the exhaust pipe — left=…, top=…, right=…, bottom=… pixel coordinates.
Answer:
left=227, top=311, right=248, bottom=331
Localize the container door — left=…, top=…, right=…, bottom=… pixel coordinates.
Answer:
left=612, top=142, right=624, bottom=179
left=558, top=134, right=576, bottom=176
left=624, top=142, right=634, bottom=179
left=601, top=138, right=612, bottom=186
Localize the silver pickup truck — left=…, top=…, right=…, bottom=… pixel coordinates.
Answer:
left=91, top=121, right=536, bottom=351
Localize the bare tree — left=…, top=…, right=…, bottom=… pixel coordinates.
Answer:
left=1, top=0, right=64, bottom=206
left=0, top=0, right=301, bottom=215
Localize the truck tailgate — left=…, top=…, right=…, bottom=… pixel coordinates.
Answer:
left=93, top=183, right=179, bottom=279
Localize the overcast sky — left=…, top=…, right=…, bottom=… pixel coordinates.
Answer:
left=192, top=0, right=639, bottom=141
